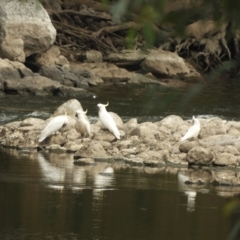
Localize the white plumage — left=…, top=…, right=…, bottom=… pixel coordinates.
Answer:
left=181, top=116, right=200, bottom=142
left=75, top=109, right=91, bottom=137
left=38, top=115, right=69, bottom=142
left=97, top=103, right=120, bottom=139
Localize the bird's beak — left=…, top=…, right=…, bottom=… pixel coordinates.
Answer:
left=104, top=102, right=109, bottom=107
left=84, top=109, right=88, bottom=114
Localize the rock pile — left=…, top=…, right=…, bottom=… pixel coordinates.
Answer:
left=1, top=99, right=240, bottom=171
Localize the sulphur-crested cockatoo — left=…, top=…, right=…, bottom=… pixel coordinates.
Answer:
left=97, top=102, right=120, bottom=139
left=181, top=116, right=200, bottom=142
left=75, top=109, right=91, bottom=137
left=38, top=115, right=69, bottom=142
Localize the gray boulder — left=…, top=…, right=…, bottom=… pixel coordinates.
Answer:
left=186, top=146, right=214, bottom=165
left=213, top=153, right=238, bottom=167
left=141, top=49, right=201, bottom=81
left=0, top=0, right=56, bottom=62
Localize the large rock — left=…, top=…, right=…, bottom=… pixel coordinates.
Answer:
left=0, top=0, right=56, bottom=62
left=213, top=153, right=238, bottom=167
left=35, top=46, right=69, bottom=69
left=155, top=115, right=183, bottom=132
left=199, top=118, right=228, bottom=138
left=186, top=146, right=214, bottom=165
left=141, top=49, right=201, bottom=81
left=211, top=170, right=240, bottom=186
left=0, top=58, right=33, bottom=80
left=105, top=50, right=148, bottom=66
left=3, top=75, right=93, bottom=97
left=53, top=99, right=83, bottom=118
left=71, top=62, right=136, bottom=82
left=199, top=134, right=239, bottom=147
left=39, top=66, right=79, bottom=87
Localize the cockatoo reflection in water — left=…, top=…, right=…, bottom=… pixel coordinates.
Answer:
left=97, top=102, right=120, bottom=139
left=75, top=109, right=91, bottom=137
left=181, top=116, right=200, bottom=142
left=38, top=114, right=69, bottom=142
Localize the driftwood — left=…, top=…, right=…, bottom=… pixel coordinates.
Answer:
left=45, top=0, right=239, bottom=73
left=174, top=20, right=232, bottom=71
left=48, top=4, right=145, bottom=56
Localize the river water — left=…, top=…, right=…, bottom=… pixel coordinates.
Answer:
left=0, top=81, right=240, bottom=240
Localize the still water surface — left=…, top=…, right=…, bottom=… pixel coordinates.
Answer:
left=0, top=82, right=240, bottom=239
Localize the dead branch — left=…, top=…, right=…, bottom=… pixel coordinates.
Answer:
left=50, top=9, right=112, bottom=20
left=92, top=22, right=142, bottom=38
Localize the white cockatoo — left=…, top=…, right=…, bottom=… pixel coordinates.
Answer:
left=97, top=102, right=120, bottom=139
left=180, top=116, right=200, bottom=142
left=75, top=109, right=91, bottom=137
left=38, top=115, right=69, bottom=142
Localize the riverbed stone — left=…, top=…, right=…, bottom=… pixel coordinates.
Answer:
left=0, top=58, right=34, bottom=80
left=94, top=129, right=118, bottom=142
left=199, top=134, right=239, bottom=147
left=227, top=127, right=240, bottom=135
left=124, top=157, right=144, bottom=166
left=86, top=50, right=103, bottom=63
left=74, top=157, right=96, bottom=166
left=179, top=141, right=200, bottom=153
left=157, top=127, right=172, bottom=141
left=117, top=140, right=133, bottom=149
left=72, top=62, right=136, bottom=82
left=64, top=141, right=83, bottom=153
left=0, top=0, right=56, bottom=62
left=168, top=153, right=187, bottom=165
left=46, top=144, right=67, bottom=153
left=141, top=49, right=201, bottom=80
left=104, top=49, right=148, bottom=66
left=213, top=153, right=238, bottom=166
left=70, top=68, right=103, bottom=87
left=74, top=141, right=108, bottom=158
left=234, top=141, right=240, bottom=152
left=129, top=126, right=155, bottom=139
left=211, top=170, right=240, bottom=186
left=20, top=118, right=45, bottom=127
left=53, top=99, right=83, bottom=118
left=199, top=118, right=228, bottom=138
left=226, top=121, right=240, bottom=131
left=186, top=146, right=214, bottom=165
left=156, top=142, right=173, bottom=152
left=39, top=66, right=79, bottom=87
left=155, top=115, right=183, bottom=132
left=124, top=118, right=138, bottom=133
left=223, top=146, right=239, bottom=155
left=35, top=46, right=69, bottom=69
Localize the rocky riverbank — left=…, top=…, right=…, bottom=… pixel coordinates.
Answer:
left=0, top=0, right=214, bottom=99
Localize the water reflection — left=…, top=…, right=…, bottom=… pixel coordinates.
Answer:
left=37, top=152, right=115, bottom=194
left=178, top=171, right=197, bottom=212
left=0, top=148, right=238, bottom=240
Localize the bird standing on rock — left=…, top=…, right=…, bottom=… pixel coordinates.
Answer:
left=181, top=116, right=201, bottom=141
left=97, top=102, right=120, bottom=139
left=38, top=114, right=69, bottom=142
left=75, top=109, right=91, bottom=137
